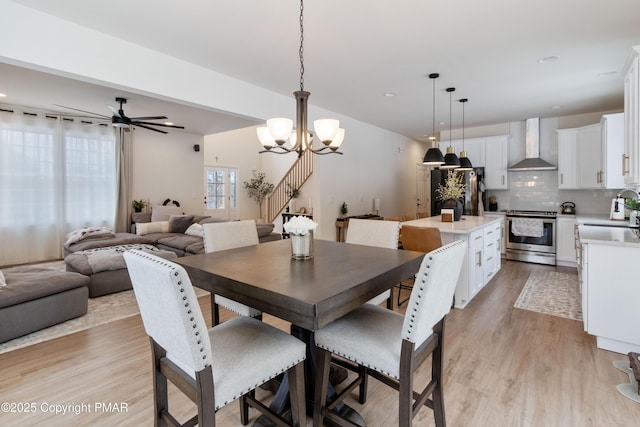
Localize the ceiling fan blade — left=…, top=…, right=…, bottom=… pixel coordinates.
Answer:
left=133, top=121, right=185, bottom=129
left=129, top=116, right=167, bottom=121
left=133, top=123, right=168, bottom=134
left=107, top=105, right=121, bottom=118
left=54, top=104, right=110, bottom=118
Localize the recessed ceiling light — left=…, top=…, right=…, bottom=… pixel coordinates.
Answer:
left=164, top=122, right=174, bottom=126
left=384, top=92, right=396, bottom=97
left=551, top=105, right=563, bottom=110
left=0, top=93, right=6, bottom=97
left=598, top=71, right=618, bottom=78
left=537, top=56, right=559, bottom=64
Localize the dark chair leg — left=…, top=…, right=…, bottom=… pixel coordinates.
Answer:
left=211, top=294, right=221, bottom=326
left=239, top=392, right=251, bottom=425
left=358, top=365, right=368, bottom=404
left=432, top=323, right=446, bottom=427
left=288, top=362, right=306, bottom=427
left=313, top=348, right=332, bottom=427
left=398, top=367, right=413, bottom=427
left=150, top=339, right=168, bottom=427
left=386, top=293, right=393, bottom=310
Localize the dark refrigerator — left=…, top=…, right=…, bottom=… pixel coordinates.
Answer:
left=430, top=167, right=486, bottom=216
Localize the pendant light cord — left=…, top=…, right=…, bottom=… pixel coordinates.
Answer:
left=299, top=0, right=305, bottom=92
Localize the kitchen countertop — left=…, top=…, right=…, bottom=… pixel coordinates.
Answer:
left=578, top=224, right=640, bottom=247
left=402, top=215, right=501, bottom=235
left=575, top=213, right=639, bottom=228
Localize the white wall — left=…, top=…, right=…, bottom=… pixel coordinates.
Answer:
left=205, top=118, right=424, bottom=240
left=131, top=130, right=205, bottom=215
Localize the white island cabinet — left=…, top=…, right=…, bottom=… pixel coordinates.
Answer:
left=402, top=216, right=502, bottom=309
left=577, top=223, right=640, bottom=354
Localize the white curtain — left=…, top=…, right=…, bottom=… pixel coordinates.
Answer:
left=0, top=108, right=117, bottom=266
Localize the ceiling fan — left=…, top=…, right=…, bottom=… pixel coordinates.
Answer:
left=55, top=97, right=185, bottom=134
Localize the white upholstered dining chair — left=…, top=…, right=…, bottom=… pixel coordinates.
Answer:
left=312, top=240, right=467, bottom=427
left=345, top=218, right=401, bottom=308
left=123, top=249, right=306, bottom=427
left=203, top=220, right=262, bottom=325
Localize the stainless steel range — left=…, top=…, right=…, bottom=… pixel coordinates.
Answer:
left=505, top=210, right=557, bottom=265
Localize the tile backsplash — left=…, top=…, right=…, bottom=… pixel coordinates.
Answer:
left=487, top=170, right=626, bottom=215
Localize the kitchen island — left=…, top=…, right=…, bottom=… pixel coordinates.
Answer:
left=576, top=222, right=640, bottom=354
left=403, top=215, right=502, bottom=308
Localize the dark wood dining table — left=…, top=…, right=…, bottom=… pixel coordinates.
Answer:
left=176, top=238, right=425, bottom=331
left=176, top=238, right=425, bottom=425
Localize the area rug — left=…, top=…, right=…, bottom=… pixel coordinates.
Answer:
left=514, top=271, right=582, bottom=321
left=0, top=262, right=209, bottom=355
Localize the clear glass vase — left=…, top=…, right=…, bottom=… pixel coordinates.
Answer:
left=290, top=231, right=314, bottom=260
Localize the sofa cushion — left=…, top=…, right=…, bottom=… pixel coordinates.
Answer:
left=186, top=241, right=205, bottom=254
left=169, top=215, right=195, bottom=233
left=256, top=223, right=275, bottom=237
left=65, top=244, right=177, bottom=275
left=156, top=234, right=203, bottom=252
left=136, top=221, right=170, bottom=236
left=131, top=212, right=152, bottom=224
left=0, top=268, right=90, bottom=309
left=151, top=205, right=183, bottom=222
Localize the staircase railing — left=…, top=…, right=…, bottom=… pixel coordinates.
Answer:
left=266, top=150, right=313, bottom=223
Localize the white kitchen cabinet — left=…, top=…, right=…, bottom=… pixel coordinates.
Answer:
left=482, top=212, right=506, bottom=255
left=556, top=216, right=577, bottom=265
left=440, top=137, right=486, bottom=168
left=582, top=241, right=640, bottom=354
left=556, top=128, right=578, bottom=189
left=483, top=220, right=501, bottom=281
left=623, top=45, right=640, bottom=186
left=577, top=123, right=603, bottom=188
left=484, top=136, right=509, bottom=189
left=601, top=113, right=625, bottom=189
left=469, top=228, right=485, bottom=297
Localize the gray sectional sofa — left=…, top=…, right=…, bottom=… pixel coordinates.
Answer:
left=63, top=214, right=281, bottom=297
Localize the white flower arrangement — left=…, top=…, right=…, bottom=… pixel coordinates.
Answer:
left=283, top=215, right=318, bottom=236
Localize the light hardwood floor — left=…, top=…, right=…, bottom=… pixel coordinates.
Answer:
left=1, top=260, right=639, bottom=426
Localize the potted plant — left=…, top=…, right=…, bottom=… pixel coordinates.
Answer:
left=436, top=171, right=466, bottom=220
left=626, top=198, right=640, bottom=226
left=287, top=182, right=300, bottom=212
left=340, top=202, right=348, bottom=218
left=132, top=199, right=147, bottom=213
left=243, top=171, right=274, bottom=219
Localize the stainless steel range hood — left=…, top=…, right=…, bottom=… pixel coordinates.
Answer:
left=508, top=118, right=557, bottom=171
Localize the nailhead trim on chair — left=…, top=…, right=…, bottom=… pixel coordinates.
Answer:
left=130, top=250, right=211, bottom=368
left=404, top=254, right=433, bottom=340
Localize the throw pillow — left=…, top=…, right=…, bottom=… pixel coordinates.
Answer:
left=136, top=221, right=170, bottom=236
left=169, top=215, right=195, bottom=234
left=185, top=223, right=204, bottom=237
left=256, top=223, right=275, bottom=237
left=0, top=270, right=5, bottom=287
left=151, top=205, right=183, bottom=222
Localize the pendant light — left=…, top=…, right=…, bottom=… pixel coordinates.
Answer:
left=256, top=0, right=344, bottom=157
left=458, top=98, right=473, bottom=170
left=422, top=73, right=445, bottom=165
left=440, top=87, right=460, bottom=169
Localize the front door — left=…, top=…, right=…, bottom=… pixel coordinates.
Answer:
left=204, top=166, right=239, bottom=220
left=416, top=163, right=431, bottom=216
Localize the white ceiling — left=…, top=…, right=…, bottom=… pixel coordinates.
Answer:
left=3, top=0, right=640, bottom=139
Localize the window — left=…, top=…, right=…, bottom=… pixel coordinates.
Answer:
left=0, top=111, right=116, bottom=265
left=204, top=166, right=239, bottom=220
